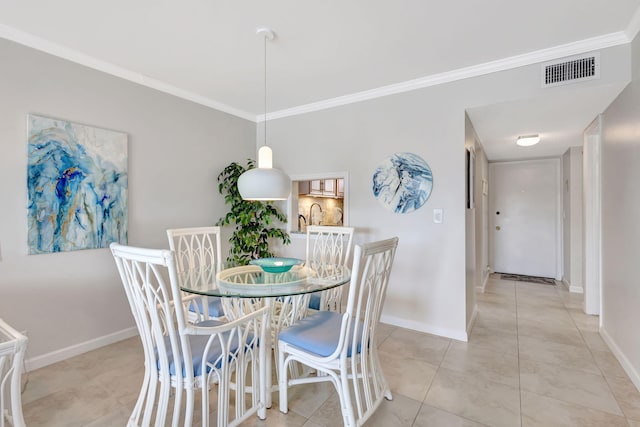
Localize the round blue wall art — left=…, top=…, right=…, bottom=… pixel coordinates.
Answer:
left=372, top=152, right=433, bottom=214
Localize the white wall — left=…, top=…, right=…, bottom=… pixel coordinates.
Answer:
left=562, top=150, right=571, bottom=284
left=0, top=39, right=255, bottom=366
left=569, top=147, right=584, bottom=292
left=270, top=42, right=630, bottom=341
left=600, top=32, right=640, bottom=391
left=270, top=92, right=469, bottom=339
left=475, top=144, right=489, bottom=290
left=562, top=146, right=584, bottom=292
left=634, top=29, right=640, bottom=80
left=464, top=113, right=478, bottom=333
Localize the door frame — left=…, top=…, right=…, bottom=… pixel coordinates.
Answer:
left=583, top=115, right=602, bottom=317
left=488, top=158, right=563, bottom=280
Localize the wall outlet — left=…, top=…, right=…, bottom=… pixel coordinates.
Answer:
left=433, top=208, right=443, bottom=224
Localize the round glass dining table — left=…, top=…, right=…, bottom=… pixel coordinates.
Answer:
left=178, top=262, right=351, bottom=408
left=178, top=264, right=351, bottom=298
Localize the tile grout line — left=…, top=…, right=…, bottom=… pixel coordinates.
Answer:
left=559, top=287, right=630, bottom=421
left=518, top=280, right=631, bottom=423
left=514, top=280, right=524, bottom=427
left=412, top=338, right=492, bottom=427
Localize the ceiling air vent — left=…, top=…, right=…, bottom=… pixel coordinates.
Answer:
left=542, top=53, right=600, bottom=87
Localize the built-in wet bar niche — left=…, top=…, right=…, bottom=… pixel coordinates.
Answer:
left=290, top=177, right=347, bottom=234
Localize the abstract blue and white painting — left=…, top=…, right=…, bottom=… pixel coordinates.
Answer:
left=27, top=115, right=128, bottom=254
left=372, top=152, right=433, bottom=214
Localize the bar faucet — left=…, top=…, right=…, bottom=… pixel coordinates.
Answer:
left=298, top=214, right=307, bottom=232
left=309, top=203, right=323, bottom=225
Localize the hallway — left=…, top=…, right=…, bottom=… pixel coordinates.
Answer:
left=20, top=275, right=640, bottom=426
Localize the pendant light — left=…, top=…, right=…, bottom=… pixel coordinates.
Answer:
left=237, top=28, right=291, bottom=201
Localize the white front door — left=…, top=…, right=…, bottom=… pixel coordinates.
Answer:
left=489, top=159, right=560, bottom=278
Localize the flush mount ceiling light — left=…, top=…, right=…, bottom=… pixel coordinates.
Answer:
left=516, top=134, right=541, bottom=147
left=237, top=28, right=291, bottom=201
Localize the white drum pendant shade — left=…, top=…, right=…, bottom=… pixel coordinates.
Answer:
left=237, top=167, right=291, bottom=200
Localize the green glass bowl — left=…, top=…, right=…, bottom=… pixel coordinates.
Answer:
left=249, top=257, right=303, bottom=273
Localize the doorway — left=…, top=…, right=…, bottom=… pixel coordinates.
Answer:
left=489, top=159, right=561, bottom=279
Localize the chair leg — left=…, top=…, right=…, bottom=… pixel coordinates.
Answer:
left=131, top=370, right=150, bottom=426
left=156, top=380, right=171, bottom=427
left=338, top=367, right=357, bottom=427
left=278, top=348, right=289, bottom=414
left=171, top=386, right=183, bottom=427
left=258, top=334, right=267, bottom=420
left=217, top=371, right=228, bottom=427
left=201, top=377, right=210, bottom=427
left=141, top=377, right=156, bottom=427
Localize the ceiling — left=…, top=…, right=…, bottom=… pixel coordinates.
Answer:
left=466, top=83, right=629, bottom=161
left=1, top=1, right=640, bottom=160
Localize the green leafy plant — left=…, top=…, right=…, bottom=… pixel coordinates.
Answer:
left=216, top=159, right=290, bottom=266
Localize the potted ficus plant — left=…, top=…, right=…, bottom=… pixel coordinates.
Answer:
left=216, top=159, right=290, bottom=266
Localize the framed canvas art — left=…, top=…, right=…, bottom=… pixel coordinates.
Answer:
left=27, top=114, right=128, bottom=254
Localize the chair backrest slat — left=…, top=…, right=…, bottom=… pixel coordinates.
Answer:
left=167, top=226, right=222, bottom=274
left=345, top=237, right=398, bottom=352
left=345, top=237, right=398, bottom=421
left=110, top=245, right=193, bottom=386
left=305, top=226, right=355, bottom=311
left=305, top=225, right=354, bottom=269
left=167, top=226, right=223, bottom=320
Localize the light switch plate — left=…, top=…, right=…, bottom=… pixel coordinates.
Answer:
left=433, top=208, right=443, bottom=224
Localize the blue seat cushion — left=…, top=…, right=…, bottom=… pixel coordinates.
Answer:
left=308, top=293, right=321, bottom=310
left=279, top=311, right=363, bottom=357
left=189, top=296, right=224, bottom=318
left=157, top=319, right=248, bottom=377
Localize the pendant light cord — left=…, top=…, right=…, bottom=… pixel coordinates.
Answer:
left=263, top=34, right=267, bottom=147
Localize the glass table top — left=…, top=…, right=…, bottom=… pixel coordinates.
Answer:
left=179, top=264, right=351, bottom=298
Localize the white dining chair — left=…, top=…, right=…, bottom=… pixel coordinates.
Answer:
left=0, top=318, right=28, bottom=427
left=167, top=226, right=225, bottom=321
left=110, top=243, right=268, bottom=427
left=278, top=237, right=399, bottom=427
left=305, top=225, right=354, bottom=312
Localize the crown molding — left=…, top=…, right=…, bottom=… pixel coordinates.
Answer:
left=627, top=6, right=640, bottom=41
left=0, top=24, right=256, bottom=122
left=260, top=31, right=630, bottom=122
left=0, top=23, right=632, bottom=124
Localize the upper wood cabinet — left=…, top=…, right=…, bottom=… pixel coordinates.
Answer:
left=298, top=178, right=344, bottom=198
left=336, top=178, right=344, bottom=197
left=310, top=180, right=322, bottom=195
left=322, top=179, right=336, bottom=196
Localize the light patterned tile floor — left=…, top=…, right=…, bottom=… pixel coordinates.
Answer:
left=21, top=275, right=640, bottom=426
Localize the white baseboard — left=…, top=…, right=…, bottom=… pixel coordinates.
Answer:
left=380, top=314, right=468, bottom=342
left=562, top=278, right=584, bottom=294
left=25, top=327, right=138, bottom=372
left=466, top=304, right=478, bottom=339
left=600, top=327, right=640, bottom=393
left=476, top=272, right=489, bottom=293
left=570, top=285, right=584, bottom=294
